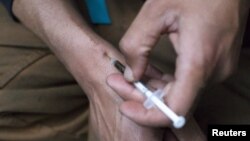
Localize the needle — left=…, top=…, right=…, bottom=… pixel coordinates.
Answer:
left=110, top=58, right=186, bottom=129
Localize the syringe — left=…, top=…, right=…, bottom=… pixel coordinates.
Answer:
left=111, top=59, right=186, bottom=129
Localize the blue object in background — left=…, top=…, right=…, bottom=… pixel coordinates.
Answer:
left=84, top=0, right=111, bottom=24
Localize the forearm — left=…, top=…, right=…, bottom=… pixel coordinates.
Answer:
left=12, top=1, right=162, bottom=141
left=12, top=0, right=121, bottom=92
left=13, top=0, right=117, bottom=138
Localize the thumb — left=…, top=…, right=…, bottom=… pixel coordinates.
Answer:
left=119, top=1, right=173, bottom=81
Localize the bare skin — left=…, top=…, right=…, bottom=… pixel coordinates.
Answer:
left=12, top=0, right=165, bottom=141
left=108, top=0, right=249, bottom=128
left=12, top=0, right=248, bottom=140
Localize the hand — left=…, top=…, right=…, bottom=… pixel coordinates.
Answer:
left=73, top=44, right=165, bottom=141
left=107, top=0, right=249, bottom=127
left=13, top=0, right=166, bottom=140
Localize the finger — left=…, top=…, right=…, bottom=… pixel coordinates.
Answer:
left=107, top=73, right=144, bottom=102
left=107, top=74, right=173, bottom=127
left=144, top=64, right=163, bottom=80
left=163, top=22, right=211, bottom=118
left=119, top=1, right=172, bottom=81
left=141, top=64, right=164, bottom=83
left=120, top=101, right=171, bottom=127
left=146, top=79, right=166, bottom=90
left=161, top=74, right=174, bottom=82
left=163, top=63, right=205, bottom=118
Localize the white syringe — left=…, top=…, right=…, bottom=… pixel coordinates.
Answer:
left=111, top=59, right=186, bottom=129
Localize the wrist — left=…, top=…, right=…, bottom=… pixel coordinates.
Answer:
left=61, top=37, right=121, bottom=85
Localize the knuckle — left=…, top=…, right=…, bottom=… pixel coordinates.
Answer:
left=119, top=38, right=131, bottom=53
left=119, top=38, right=127, bottom=49
left=119, top=37, right=139, bottom=56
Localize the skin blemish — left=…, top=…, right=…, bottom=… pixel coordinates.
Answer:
left=103, top=51, right=113, bottom=62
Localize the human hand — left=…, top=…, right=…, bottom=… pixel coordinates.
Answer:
left=107, top=0, right=249, bottom=127
left=107, top=61, right=206, bottom=140
left=73, top=44, right=165, bottom=141
left=12, top=0, right=167, bottom=140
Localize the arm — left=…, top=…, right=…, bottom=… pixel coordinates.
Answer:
left=12, top=0, right=163, bottom=141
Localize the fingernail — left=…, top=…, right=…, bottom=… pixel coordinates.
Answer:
left=124, top=66, right=135, bottom=82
